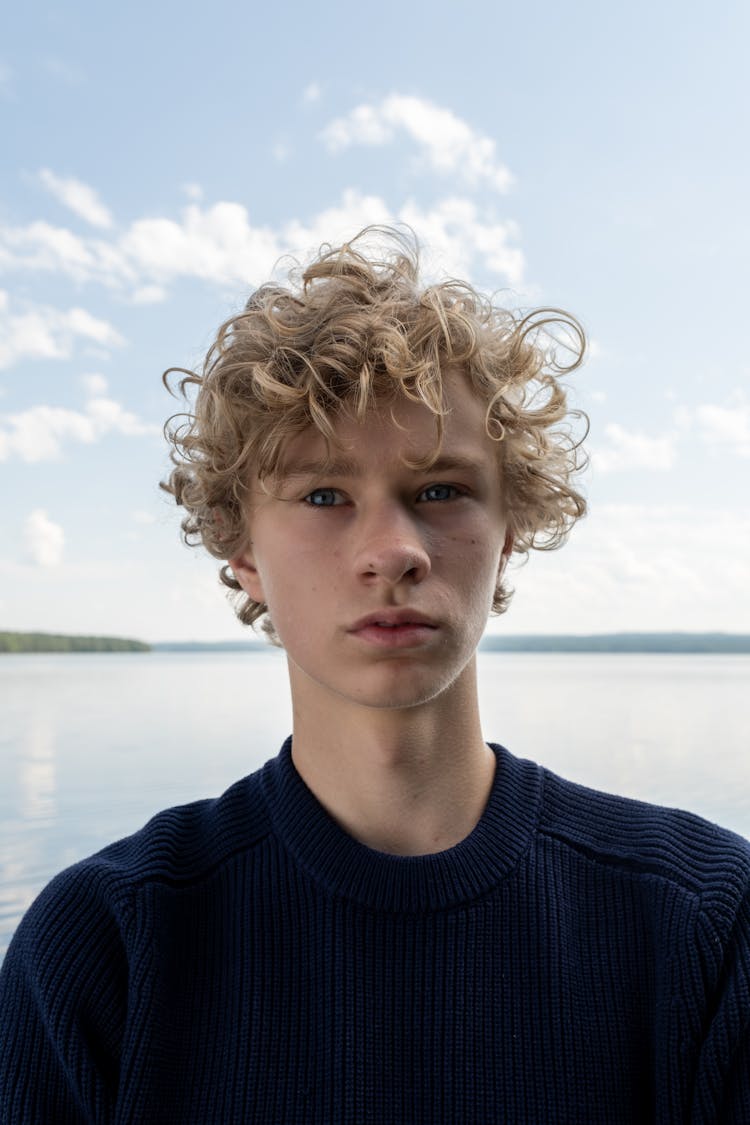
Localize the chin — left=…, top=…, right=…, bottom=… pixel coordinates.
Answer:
left=347, top=669, right=471, bottom=712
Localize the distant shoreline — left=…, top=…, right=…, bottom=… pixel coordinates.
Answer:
left=0, top=631, right=150, bottom=654
left=2, top=630, right=750, bottom=654
left=479, top=633, right=750, bottom=654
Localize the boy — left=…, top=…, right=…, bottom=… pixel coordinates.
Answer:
left=1, top=229, right=748, bottom=1123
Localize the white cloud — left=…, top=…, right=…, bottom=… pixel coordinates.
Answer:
left=85, top=396, right=157, bottom=437
left=282, top=190, right=394, bottom=256
left=694, top=401, right=750, bottom=458
left=39, top=169, right=113, bottom=230
left=302, top=82, right=321, bottom=104
left=80, top=372, right=108, bottom=396
left=0, top=394, right=157, bottom=462
left=583, top=398, right=750, bottom=477
left=119, top=202, right=284, bottom=286
left=24, top=510, right=64, bottom=568
left=119, top=193, right=522, bottom=291
left=324, top=103, right=391, bottom=147
left=501, top=502, right=750, bottom=634
left=0, top=188, right=525, bottom=301
left=398, top=197, right=524, bottom=286
left=0, top=220, right=135, bottom=286
left=0, top=292, right=125, bottom=369
left=0, top=405, right=98, bottom=461
left=182, top=182, right=204, bottom=201
left=592, top=423, right=677, bottom=473
left=131, top=285, right=167, bottom=304
left=674, top=395, right=750, bottom=460
left=65, top=306, right=123, bottom=346
left=321, top=94, right=514, bottom=193
left=283, top=192, right=524, bottom=287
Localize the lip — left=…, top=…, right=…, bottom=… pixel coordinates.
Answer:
left=348, top=610, right=439, bottom=650
left=349, top=609, right=438, bottom=631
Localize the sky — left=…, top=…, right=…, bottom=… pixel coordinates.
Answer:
left=1, top=0, right=748, bottom=643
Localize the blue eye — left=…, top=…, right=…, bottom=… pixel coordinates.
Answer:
left=304, top=488, right=342, bottom=507
left=420, top=484, right=461, bottom=502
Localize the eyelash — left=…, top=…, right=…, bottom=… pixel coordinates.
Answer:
left=302, top=484, right=466, bottom=507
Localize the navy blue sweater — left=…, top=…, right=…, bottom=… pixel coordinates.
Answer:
left=1, top=739, right=749, bottom=1123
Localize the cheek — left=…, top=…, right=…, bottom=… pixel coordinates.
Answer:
left=260, top=552, right=342, bottom=626
left=446, top=523, right=504, bottom=569
left=443, top=542, right=498, bottom=601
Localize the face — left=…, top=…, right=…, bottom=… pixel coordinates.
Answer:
left=229, top=371, right=513, bottom=716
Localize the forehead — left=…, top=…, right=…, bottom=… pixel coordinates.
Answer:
left=276, top=370, right=497, bottom=478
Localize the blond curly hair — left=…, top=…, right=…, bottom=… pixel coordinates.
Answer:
left=162, top=227, right=588, bottom=643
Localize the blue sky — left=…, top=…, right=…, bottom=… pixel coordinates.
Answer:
left=1, top=0, right=748, bottom=642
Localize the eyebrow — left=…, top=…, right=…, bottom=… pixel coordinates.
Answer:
left=277, top=453, right=489, bottom=480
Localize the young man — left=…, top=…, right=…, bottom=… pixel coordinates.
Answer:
left=1, top=229, right=748, bottom=1123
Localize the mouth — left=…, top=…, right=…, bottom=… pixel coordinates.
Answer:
left=349, top=611, right=438, bottom=632
left=348, top=611, right=439, bottom=649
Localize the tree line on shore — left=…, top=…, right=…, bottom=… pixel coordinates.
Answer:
left=0, top=632, right=150, bottom=653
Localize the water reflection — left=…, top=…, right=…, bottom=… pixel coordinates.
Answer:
left=19, top=715, right=57, bottom=822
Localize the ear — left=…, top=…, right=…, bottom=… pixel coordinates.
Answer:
left=228, top=545, right=266, bottom=604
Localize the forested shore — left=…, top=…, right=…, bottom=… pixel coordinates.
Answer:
left=0, top=632, right=150, bottom=653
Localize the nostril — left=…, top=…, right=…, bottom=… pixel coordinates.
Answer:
left=359, top=545, right=431, bottom=585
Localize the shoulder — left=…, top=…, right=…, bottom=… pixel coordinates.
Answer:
left=89, top=759, right=273, bottom=890
left=531, top=757, right=750, bottom=927
left=7, top=759, right=274, bottom=968
left=81, top=758, right=273, bottom=893
left=0, top=760, right=274, bottom=1115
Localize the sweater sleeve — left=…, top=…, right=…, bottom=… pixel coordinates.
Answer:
left=690, top=882, right=750, bottom=1123
left=0, top=862, right=132, bottom=1125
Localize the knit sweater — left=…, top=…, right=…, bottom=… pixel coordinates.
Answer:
left=1, top=739, right=749, bottom=1124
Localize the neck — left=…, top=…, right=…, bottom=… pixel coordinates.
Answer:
left=287, top=658, right=495, bottom=856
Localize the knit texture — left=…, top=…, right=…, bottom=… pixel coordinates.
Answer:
left=1, top=739, right=749, bottom=1124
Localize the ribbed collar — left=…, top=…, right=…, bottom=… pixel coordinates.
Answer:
left=260, top=738, right=541, bottom=913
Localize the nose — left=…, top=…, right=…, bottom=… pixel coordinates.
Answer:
left=354, top=504, right=431, bottom=586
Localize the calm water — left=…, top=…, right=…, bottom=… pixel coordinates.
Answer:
left=1, top=651, right=749, bottom=960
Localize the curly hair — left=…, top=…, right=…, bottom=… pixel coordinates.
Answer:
left=162, top=226, right=588, bottom=643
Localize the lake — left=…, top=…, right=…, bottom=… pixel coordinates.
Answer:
left=1, top=651, right=749, bottom=961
